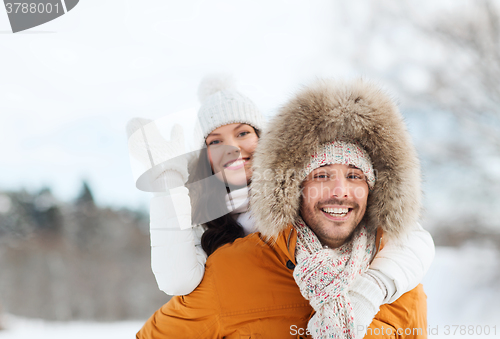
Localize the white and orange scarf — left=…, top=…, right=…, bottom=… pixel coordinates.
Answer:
left=293, top=218, right=376, bottom=339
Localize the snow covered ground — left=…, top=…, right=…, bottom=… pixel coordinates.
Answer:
left=0, top=316, right=144, bottom=339
left=1, top=244, right=499, bottom=338
left=421, top=243, right=500, bottom=338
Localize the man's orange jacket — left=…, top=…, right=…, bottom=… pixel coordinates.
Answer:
left=137, top=226, right=427, bottom=338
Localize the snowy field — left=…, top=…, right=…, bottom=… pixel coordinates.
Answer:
left=1, top=245, right=499, bottom=338
left=421, top=243, right=500, bottom=339
left=0, top=316, right=144, bottom=339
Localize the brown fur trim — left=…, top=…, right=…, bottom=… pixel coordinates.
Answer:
left=250, top=79, right=421, bottom=240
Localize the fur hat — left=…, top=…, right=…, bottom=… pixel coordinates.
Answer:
left=250, top=79, right=421, bottom=240
left=195, top=74, right=265, bottom=145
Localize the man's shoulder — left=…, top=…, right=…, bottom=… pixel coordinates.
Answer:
left=203, top=231, right=294, bottom=285
left=208, top=233, right=274, bottom=267
left=208, top=226, right=295, bottom=265
left=199, top=230, right=310, bottom=313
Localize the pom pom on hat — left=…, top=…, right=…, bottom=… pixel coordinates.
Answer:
left=195, top=74, right=265, bottom=144
left=197, top=73, right=236, bottom=103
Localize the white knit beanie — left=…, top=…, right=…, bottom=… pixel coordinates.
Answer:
left=195, top=74, right=265, bottom=145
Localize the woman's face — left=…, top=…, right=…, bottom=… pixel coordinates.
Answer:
left=205, top=123, right=259, bottom=186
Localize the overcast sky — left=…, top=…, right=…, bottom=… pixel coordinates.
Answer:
left=0, top=0, right=466, bottom=210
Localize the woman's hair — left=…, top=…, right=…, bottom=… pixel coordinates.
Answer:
left=188, top=128, right=259, bottom=256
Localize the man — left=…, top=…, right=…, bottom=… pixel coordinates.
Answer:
left=137, top=79, right=428, bottom=338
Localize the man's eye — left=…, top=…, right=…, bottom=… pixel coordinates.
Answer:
left=347, top=173, right=363, bottom=180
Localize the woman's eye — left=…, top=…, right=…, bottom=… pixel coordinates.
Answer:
left=238, top=131, right=250, bottom=137
left=208, top=140, right=221, bottom=146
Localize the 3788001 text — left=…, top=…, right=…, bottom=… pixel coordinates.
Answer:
left=443, top=325, right=497, bottom=336
left=5, top=2, right=60, bottom=14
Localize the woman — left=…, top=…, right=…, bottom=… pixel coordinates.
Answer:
left=190, top=121, right=260, bottom=256
left=128, top=75, right=434, bottom=330
left=132, top=75, right=265, bottom=295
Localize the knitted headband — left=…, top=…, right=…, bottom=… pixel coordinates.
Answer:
left=304, top=140, right=376, bottom=189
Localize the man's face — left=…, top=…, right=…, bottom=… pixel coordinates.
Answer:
left=300, top=163, right=369, bottom=249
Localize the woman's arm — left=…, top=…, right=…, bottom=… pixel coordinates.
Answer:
left=150, top=185, right=207, bottom=296
left=126, top=118, right=207, bottom=295
left=348, top=223, right=435, bottom=332
left=370, top=222, right=435, bottom=303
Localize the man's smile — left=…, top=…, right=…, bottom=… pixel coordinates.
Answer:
left=320, top=206, right=353, bottom=220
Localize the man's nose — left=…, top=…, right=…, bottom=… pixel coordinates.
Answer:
left=329, top=177, right=348, bottom=198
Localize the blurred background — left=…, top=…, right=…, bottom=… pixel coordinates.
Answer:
left=1, top=0, right=499, bottom=337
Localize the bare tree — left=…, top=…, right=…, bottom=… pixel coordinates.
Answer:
left=347, top=0, right=500, bottom=150
left=420, top=0, right=500, bottom=151
left=335, top=0, right=500, bottom=237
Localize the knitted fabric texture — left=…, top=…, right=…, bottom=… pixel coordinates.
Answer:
left=293, top=219, right=376, bottom=339
left=225, top=187, right=256, bottom=235
left=304, top=141, right=375, bottom=189
left=196, top=89, right=266, bottom=144
left=225, top=186, right=250, bottom=214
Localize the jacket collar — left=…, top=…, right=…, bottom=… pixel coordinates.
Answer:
left=270, top=225, right=298, bottom=265
left=272, top=224, right=385, bottom=265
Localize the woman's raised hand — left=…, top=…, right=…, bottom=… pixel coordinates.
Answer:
left=127, top=117, right=189, bottom=191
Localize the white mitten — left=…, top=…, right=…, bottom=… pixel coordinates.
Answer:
left=348, top=270, right=386, bottom=337
left=127, top=118, right=188, bottom=191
